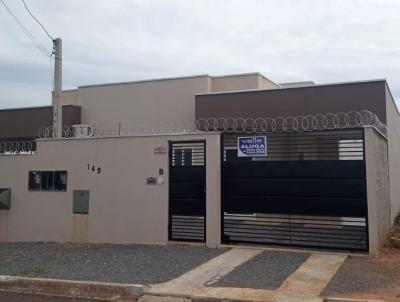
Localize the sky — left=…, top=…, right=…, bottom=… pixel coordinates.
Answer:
left=0, top=0, right=399, bottom=109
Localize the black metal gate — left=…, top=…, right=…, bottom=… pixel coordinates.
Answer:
left=169, top=141, right=206, bottom=242
left=222, top=129, right=369, bottom=252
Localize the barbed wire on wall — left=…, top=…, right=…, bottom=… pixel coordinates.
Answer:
left=0, top=140, right=37, bottom=155
left=37, top=109, right=387, bottom=139
left=0, top=110, right=387, bottom=156
left=196, top=110, right=387, bottom=136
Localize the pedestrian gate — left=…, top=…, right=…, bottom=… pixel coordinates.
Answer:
left=222, top=129, right=368, bottom=252
left=169, top=141, right=206, bottom=242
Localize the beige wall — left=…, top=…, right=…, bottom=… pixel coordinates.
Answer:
left=61, top=90, right=80, bottom=106
left=0, top=133, right=221, bottom=246
left=60, top=73, right=280, bottom=128
left=257, top=74, right=280, bottom=89
left=211, top=73, right=279, bottom=92
left=364, top=127, right=391, bottom=254
left=77, top=76, right=210, bottom=126
left=385, top=84, right=400, bottom=222
left=0, top=128, right=392, bottom=254
left=212, top=74, right=258, bottom=92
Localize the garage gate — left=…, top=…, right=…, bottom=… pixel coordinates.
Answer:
left=221, top=129, right=368, bottom=252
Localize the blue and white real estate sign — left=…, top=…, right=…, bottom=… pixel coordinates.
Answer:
left=237, top=136, right=267, bottom=157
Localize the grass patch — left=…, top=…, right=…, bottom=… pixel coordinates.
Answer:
left=9, top=266, right=50, bottom=277
left=390, top=212, right=400, bottom=248
left=392, top=212, right=400, bottom=236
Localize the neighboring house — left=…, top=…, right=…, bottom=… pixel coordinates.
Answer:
left=0, top=72, right=398, bottom=254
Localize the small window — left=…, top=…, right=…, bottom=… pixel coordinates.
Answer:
left=28, top=171, right=67, bottom=192
left=28, top=171, right=41, bottom=191
left=54, top=171, right=67, bottom=191
left=41, top=171, right=54, bottom=191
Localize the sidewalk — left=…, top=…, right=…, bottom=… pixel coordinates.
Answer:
left=0, top=243, right=399, bottom=301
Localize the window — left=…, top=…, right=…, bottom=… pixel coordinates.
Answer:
left=54, top=171, right=67, bottom=191
left=28, top=171, right=41, bottom=191
left=28, top=171, right=67, bottom=191
left=41, top=171, right=54, bottom=191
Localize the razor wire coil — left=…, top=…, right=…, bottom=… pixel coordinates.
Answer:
left=34, top=109, right=387, bottom=139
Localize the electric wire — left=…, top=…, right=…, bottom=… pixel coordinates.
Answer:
left=21, top=0, right=53, bottom=41
left=0, top=0, right=51, bottom=57
left=1, top=0, right=55, bottom=95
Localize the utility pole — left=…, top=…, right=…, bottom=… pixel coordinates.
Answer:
left=52, top=38, right=62, bottom=138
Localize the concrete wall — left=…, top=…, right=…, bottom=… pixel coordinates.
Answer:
left=196, top=80, right=387, bottom=124
left=211, top=74, right=258, bottom=92
left=364, top=127, right=391, bottom=253
left=59, top=73, right=279, bottom=127
left=278, top=82, right=316, bottom=88
left=210, top=73, right=278, bottom=92
left=0, top=133, right=221, bottom=246
left=0, top=106, right=81, bottom=140
left=258, top=74, right=280, bottom=89
left=61, top=90, right=80, bottom=106
left=385, top=84, right=400, bottom=222
left=77, top=76, right=210, bottom=126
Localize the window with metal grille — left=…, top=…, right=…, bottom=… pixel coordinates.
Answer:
left=171, top=143, right=204, bottom=166
left=28, top=171, right=67, bottom=191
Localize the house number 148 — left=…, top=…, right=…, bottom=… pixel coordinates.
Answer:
left=87, top=164, right=102, bottom=174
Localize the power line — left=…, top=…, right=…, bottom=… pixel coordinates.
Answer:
left=0, top=0, right=51, bottom=57
left=21, top=0, right=53, bottom=41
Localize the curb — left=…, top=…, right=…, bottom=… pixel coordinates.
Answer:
left=324, top=297, right=385, bottom=302
left=0, top=275, right=145, bottom=301
left=0, top=275, right=387, bottom=302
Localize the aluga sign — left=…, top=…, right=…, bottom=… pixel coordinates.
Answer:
left=237, top=136, right=267, bottom=157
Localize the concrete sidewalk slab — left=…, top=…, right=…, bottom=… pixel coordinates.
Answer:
left=148, top=248, right=275, bottom=301
left=0, top=246, right=356, bottom=302
left=273, top=253, right=347, bottom=302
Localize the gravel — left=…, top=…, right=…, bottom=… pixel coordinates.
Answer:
left=209, top=250, right=310, bottom=289
left=323, top=250, right=400, bottom=298
left=0, top=242, right=225, bottom=285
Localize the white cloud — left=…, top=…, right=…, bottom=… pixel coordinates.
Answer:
left=0, top=0, right=399, bottom=108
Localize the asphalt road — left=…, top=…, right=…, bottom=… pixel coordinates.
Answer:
left=0, top=292, right=104, bottom=302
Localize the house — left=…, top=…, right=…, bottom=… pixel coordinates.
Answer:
left=0, top=72, right=398, bottom=254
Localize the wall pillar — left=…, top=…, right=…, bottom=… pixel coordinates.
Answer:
left=364, top=127, right=390, bottom=254
left=205, top=134, right=221, bottom=248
